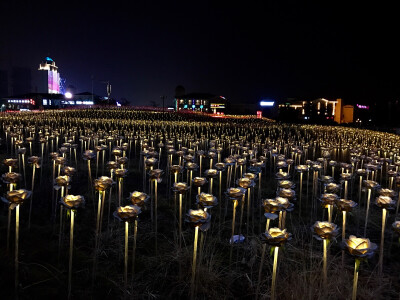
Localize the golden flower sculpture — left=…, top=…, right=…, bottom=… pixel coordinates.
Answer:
left=170, top=165, right=182, bottom=174
left=3, top=158, right=18, bottom=169
left=261, top=227, right=291, bottom=246
left=275, top=172, right=290, bottom=180
left=172, top=182, right=189, bottom=194
left=277, top=188, right=296, bottom=201
left=204, top=169, right=218, bottom=178
left=149, top=169, right=164, bottom=182
left=186, top=162, right=199, bottom=171
left=185, top=209, right=211, bottom=230
left=61, top=195, right=85, bottom=209
left=107, top=161, right=118, bottom=170
left=114, top=168, right=128, bottom=178
left=2, top=172, right=22, bottom=184
left=225, top=187, right=246, bottom=199
left=196, top=192, right=218, bottom=209
left=2, top=189, right=32, bottom=208
left=378, top=188, right=397, bottom=198
left=94, top=176, right=114, bottom=191
left=363, top=180, right=380, bottom=189
left=114, top=205, right=142, bottom=223
left=192, top=177, right=208, bottom=187
left=214, top=162, right=226, bottom=171
left=54, top=175, right=71, bottom=189
left=311, top=221, right=339, bottom=240
left=63, top=166, right=76, bottom=177
left=295, top=165, right=309, bottom=173
left=344, top=235, right=377, bottom=258
left=129, top=191, right=150, bottom=207
left=82, top=150, right=96, bottom=160
left=336, top=198, right=358, bottom=212
left=277, top=180, right=295, bottom=189
left=375, top=195, right=396, bottom=209
left=320, top=193, right=339, bottom=207
left=237, top=177, right=255, bottom=189
left=324, top=183, right=340, bottom=194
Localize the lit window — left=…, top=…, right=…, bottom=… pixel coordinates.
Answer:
left=43, top=99, right=48, bottom=105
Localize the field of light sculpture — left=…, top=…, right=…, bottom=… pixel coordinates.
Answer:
left=0, top=108, right=400, bottom=299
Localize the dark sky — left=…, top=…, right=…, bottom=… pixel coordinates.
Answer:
left=0, top=1, right=399, bottom=106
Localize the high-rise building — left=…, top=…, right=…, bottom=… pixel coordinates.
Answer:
left=38, top=57, right=60, bottom=94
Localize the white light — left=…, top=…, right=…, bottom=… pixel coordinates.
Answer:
left=260, top=101, right=275, bottom=107
left=65, top=92, right=73, bottom=99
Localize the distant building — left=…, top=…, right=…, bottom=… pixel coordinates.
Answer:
left=175, top=92, right=226, bottom=114
left=278, top=98, right=354, bottom=123
left=0, top=92, right=104, bottom=111
left=38, top=57, right=61, bottom=94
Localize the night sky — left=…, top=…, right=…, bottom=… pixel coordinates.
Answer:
left=0, top=1, right=398, bottom=106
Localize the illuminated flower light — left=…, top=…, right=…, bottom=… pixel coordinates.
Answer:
left=170, top=165, right=183, bottom=174
left=145, top=157, right=158, bottom=167
left=319, top=175, right=334, bottom=184
left=112, top=148, right=123, bottom=158
left=61, top=195, right=85, bottom=209
left=63, top=166, right=76, bottom=177
left=378, top=188, right=397, bottom=198
left=225, top=187, right=246, bottom=200
left=243, top=172, right=257, bottom=181
left=324, top=182, right=340, bottom=194
left=2, top=172, right=22, bottom=185
left=224, top=157, right=236, bottom=165
left=3, top=158, right=18, bottom=170
left=186, top=162, right=199, bottom=171
left=336, top=198, right=358, bottom=212
left=215, top=162, right=226, bottom=171
left=277, top=180, right=295, bottom=189
left=54, top=175, right=71, bottom=190
left=311, top=221, right=339, bottom=240
left=237, top=177, right=255, bottom=189
left=129, top=191, right=149, bottom=207
left=275, top=172, right=290, bottom=180
left=204, top=169, right=218, bottom=178
left=320, top=193, right=339, bottom=208
left=149, top=169, right=164, bottom=182
left=117, top=156, right=129, bottom=166
left=261, top=227, right=291, bottom=247
left=114, top=205, right=142, bottom=223
left=295, top=165, right=309, bottom=173
left=196, top=192, right=218, bottom=209
left=172, top=182, right=189, bottom=194
left=185, top=209, right=211, bottom=230
left=276, top=160, right=287, bottom=169
left=82, top=150, right=96, bottom=160
left=114, top=168, right=128, bottom=178
left=363, top=180, right=380, bottom=189
left=277, top=188, right=296, bottom=201
left=107, top=161, right=118, bottom=170
left=2, top=189, right=32, bottom=208
left=375, top=195, right=395, bottom=209
left=193, top=177, right=207, bottom=187
left=340, top=173, right=353, bottom=181
left=94, top=176, right=114, bottom=192
left=344, top=235, right=377, bottom=258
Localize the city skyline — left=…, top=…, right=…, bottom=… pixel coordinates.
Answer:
left=0, top=1, right=398, bottom=106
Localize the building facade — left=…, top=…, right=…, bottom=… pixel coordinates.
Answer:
left=175, top=93, right=226, bottom=114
